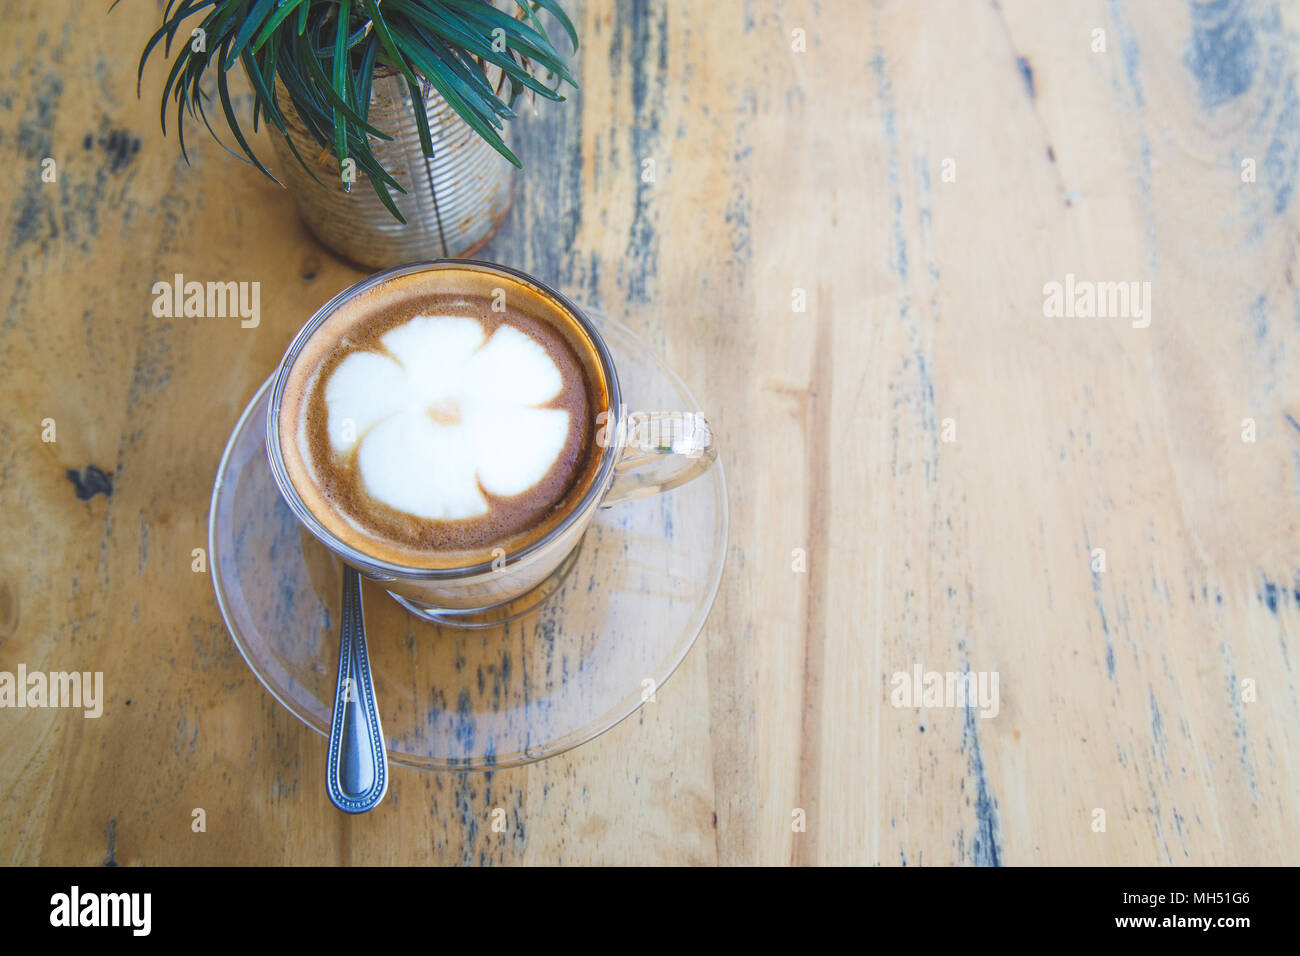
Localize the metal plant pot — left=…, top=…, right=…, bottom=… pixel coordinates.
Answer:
left=270, top=69, right=515, bottom=269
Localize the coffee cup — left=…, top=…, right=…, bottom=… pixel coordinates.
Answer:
left=265, top=260, right=717, bottom=623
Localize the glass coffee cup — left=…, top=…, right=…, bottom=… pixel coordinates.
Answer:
left=265, top=260, right=717, bottom=626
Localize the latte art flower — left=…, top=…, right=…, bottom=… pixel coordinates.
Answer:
left=325, top=316, right=571, bottom=520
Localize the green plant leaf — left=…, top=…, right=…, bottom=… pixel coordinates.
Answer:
left=399, top=3, right=564, bottom=102
left=240, top=47, right=284, bottom=131
left=393, top=29, right=520, bottom=166
left=158, top=43, right=194, bottom=135
left=292, top=27, right=388, bottom=139
left=355, top=31, right=379, bottom=122
left=529, top=0, right=579, bottom=51
left=216, top=37, right=278, bottom=179
left=358, top=0, right=420, bottom=89
left=366, top=169, right=407, bottom=223
left=405, top=76, right=435, bottom=158
left=225, top=0, right=277, bottom=69
left=136, top=0, right=216, bottom=96
left=251, top=0, right=306, bottom=53
left=405, top=19, right=508, bottom=119
left=437, top=0, right=563, bottom=64
left=331, top=0, right=352, bottom=184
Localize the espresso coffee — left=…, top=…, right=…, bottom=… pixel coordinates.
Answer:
left=276, top=266, right=610, bottom=569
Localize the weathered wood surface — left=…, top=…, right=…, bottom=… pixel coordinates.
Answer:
left=1, top=0, right=1298, bottom=864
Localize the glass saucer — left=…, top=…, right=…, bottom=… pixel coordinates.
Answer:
left=208, top=306, right=728, bottom=771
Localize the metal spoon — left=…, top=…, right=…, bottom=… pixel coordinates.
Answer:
left=326, top=565, right=389, bottom=813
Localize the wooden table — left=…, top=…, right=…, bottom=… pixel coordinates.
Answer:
left=3, top=0, right=1297, bottom=865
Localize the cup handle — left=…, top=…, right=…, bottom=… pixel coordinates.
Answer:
left=601, top=412, right=717, bottom=507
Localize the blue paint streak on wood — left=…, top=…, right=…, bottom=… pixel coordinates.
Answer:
left=102, top=818, right=118, bottom=867
left=453, top=770, right=480, bottom=862
left=67, top=464, right=113, bottom=500
left=1264, top=78, right=1300, bottom=213
left=872, top=50, right=908, bottom=284
left=1107, top=0, right=1146, bottom=108
left=1016, top=56, right=1035, bottom=99
left=914, top=157, right=941, bottom=484
left=1184, top=0, right=1260, bottom=108
left=724, top=149, right=753, bottom=275
left=1086, top=529, right=1117, bottom=679
left=621, top=0, right=668, bottom=303
left=484, top=33, right=583, bottom=290
left=1148, top=686, right=1170, bottom=778
left=1105, top=3, right=1160, bottom=270
left=1219, top=639, right=1259, bottom=798
left=871, top=48, right=940, bottom=484
left=1257, top=573, right=1292, bottom=668
left=1247, top=295, right=1273, bottom=356
left=1181, top=2, right=1300, bottom=215
left=1171, top=807, right=1189, bottom=857
left=961, top=700, right=1003, bottom=867
left=874, top=37, right=992, bottom=862
left=1144, top=689, right=1180, bottom=860
left=9, top=72, right=62, bottom=253
left=91, top=129, right=142, bottom=174
left=6, top=48, right=150, bottom=257
left=454, top=686, right=476, bottom=757
left=1144, top=775, right=1174, bottom=862
left=1260, top=575, right=1280, bottom=613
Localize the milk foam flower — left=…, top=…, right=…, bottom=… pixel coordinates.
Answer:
left=325, top=316, right=570, bottom=520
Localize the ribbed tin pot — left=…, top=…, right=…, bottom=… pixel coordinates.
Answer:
left=269, top=70, right=515, bottom=269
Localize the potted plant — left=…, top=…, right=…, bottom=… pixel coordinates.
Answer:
left=133, top=0, right=578, bottom=267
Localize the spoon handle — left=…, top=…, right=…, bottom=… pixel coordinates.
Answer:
left=326, top=565, right=389, bottom=813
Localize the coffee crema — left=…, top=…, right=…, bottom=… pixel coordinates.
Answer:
left=277, top=267, right=610, bottom=569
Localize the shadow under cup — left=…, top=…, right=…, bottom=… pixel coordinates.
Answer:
left=265, top=260, right=716, bottom=627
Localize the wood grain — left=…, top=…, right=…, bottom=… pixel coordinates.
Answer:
left=1, top=0, right=1297, bottom=865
